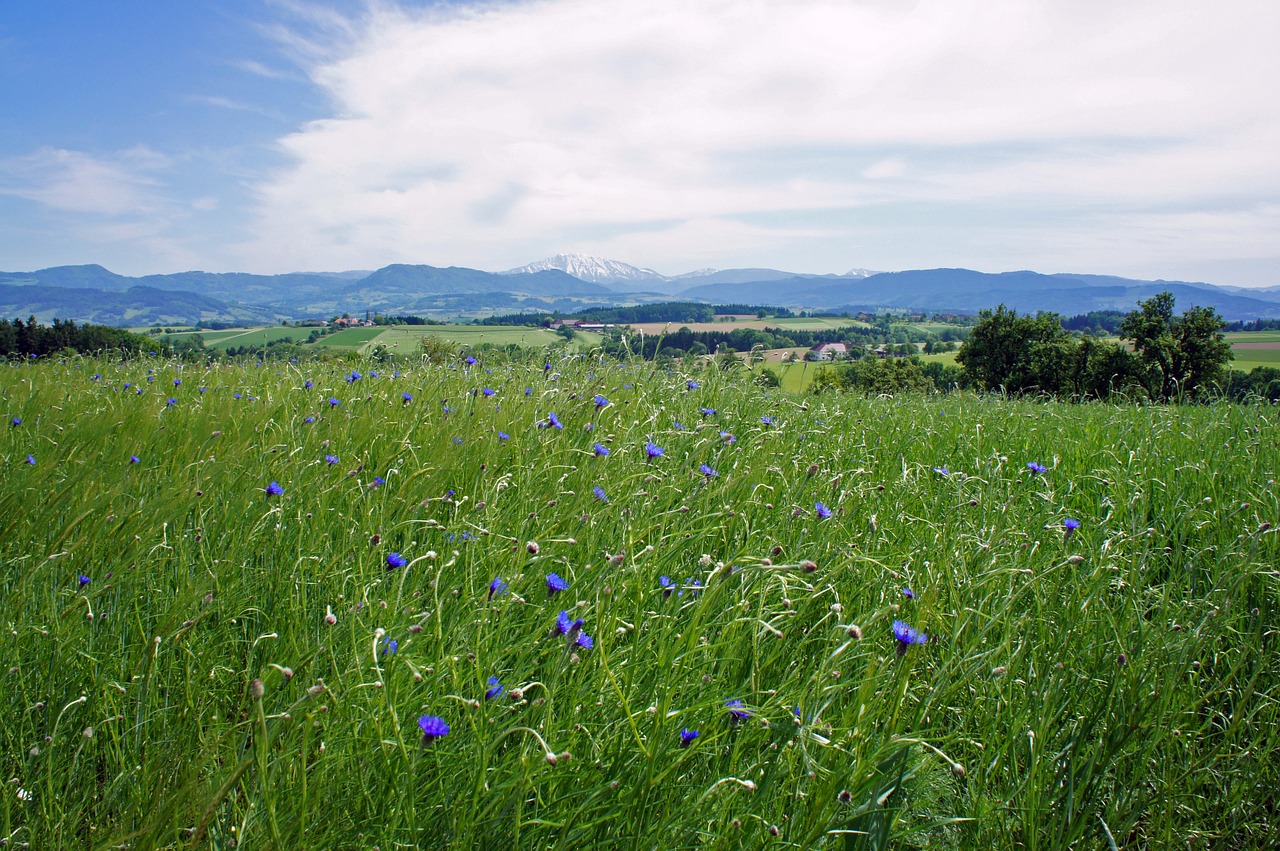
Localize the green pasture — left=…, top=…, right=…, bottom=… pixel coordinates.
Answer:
left=1, top=355, right=1277, bottom=848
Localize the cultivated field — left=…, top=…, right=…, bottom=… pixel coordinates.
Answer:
left=2, top=355, right=1276, bottom=848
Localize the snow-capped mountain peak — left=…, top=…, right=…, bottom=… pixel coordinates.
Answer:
left=501, top=253, right=665, bottom=284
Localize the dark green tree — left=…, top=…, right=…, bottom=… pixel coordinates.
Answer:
left=1119, top=292, right=1232, bottom=400
left=955, top=305, right=1075, bottom=394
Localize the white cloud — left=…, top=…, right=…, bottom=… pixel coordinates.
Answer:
left=236, top=0, right=1280, bottom=282
left=0, top=146, right=169, bottom=216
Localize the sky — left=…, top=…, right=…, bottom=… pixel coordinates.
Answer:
left=1, top=0, right=1278, bottom=286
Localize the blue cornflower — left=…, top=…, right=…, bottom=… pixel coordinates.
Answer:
left=465, top=356, right=477, bottom=366
left=173, top=378, right=181, bottom=386
left=488, top=577, right=508, bottom=599
left=933, top=466, right=950, bottom=476
left=546, top=412, right=563, bottom=429
left=371, top=476, right=386, bottom=487
left=386, top=552, right=407, bottom=569
left=892, top=619, right=928, bottom=653
left=483, top=387, right=495, bottom=397
left=130, top=455, right=140, bottom=464
left=266, top=481, right=283, bottom=496
left=1064, top=518, right=1081, bottom=538
left=442, top=405, right=453, bottom=414
left=725, top=700, right=751, bottom=723
left=686, top=578, right=703, bottom=597
left=659, top=575, right=674, bottom=598
left=26, top=454, right=35, bottom=465
left=325, top=454, right=339, bottom=465
left=700, top=407, right=716, bottom=417
left=1027, top=461, right=1048, bottom=474
left=720, top=431, right=736, bottom=443
left=679, top=728, right=699, bottom=747
left=761, top=416, right=773, bottom=426
left=815, top=502, right=833, bottom=519
left=699, top=464, right=718, bottom=477
left=546, top=573, right=569, bottom=595
left=686, top=380, right=699, bottom=390
left=903, top=587, right=916, bottom=599
left=233, top=393, right=242, bottom=400
left=91, top=373, right=101, bottom=381
left=11, top=417, right=20, bottom=427
left=452, top=436, right=463, bottom=445
left=498, top=432, right=510, bottom=441
left=369, top=371, right=379, bottom=379
left=525, top=387, right=533, bottom=396
left=418, top=715, right=449, bottom=742
left=166, top=397, right=178, bottom=407
left=382, top=638, right=398, bottom=656
left=328, top=397, right=341, bottom=407
left=124, top=383, right=132, bottom=390
left=593, top=443, right=609, bottom=456
left=348, top=371, right=361, bottom=383
left=486, top=676, right=505, bottom=699
left=78, top=575, right=91, bottom=587
left=672, top=421, right=684, bottom=430
left=557, top=610, right=584, bottom=636
left=593, top=485, right=609, bottom=502
left=645, top=442, right=664, bottom=458
left=593, top=394, right=609, bottom=407
left=393, top=371, right=401, bottom=378
left=304, top=416, right=315, bottom=423
left=402, top=391, right=413, bottom=403
left=576, top=632, right=593, bottom=650
left=305, top=380, right=313, bottom=389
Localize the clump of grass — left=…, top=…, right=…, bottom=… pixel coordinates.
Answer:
left=0, top=353, right=1276, bottom=848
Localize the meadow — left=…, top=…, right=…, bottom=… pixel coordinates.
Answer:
left=1, top=353, right=1276, bottom=849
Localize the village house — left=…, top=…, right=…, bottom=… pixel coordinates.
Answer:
left=808, top=341, right=849, bottom=360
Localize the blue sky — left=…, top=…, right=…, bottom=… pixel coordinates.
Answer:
left=1, top=0, right=1278, bottom=286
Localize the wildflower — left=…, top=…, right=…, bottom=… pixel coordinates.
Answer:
left=761, top=416, right=773, bottom=426
left=304, top=416, right=315, bottom=423
left=402, top=392, right=413, bottom=403
left=557, top=610, right=584, bottom=636
left=485, top=676, right=505, bottom=699
left=546, top=412, right=563, bottom=429
left=325, top=454, right=339, bottom=465
left=1063, top=518, right=1081, bottom=538
left=933, top=466, right=949, bottom=476
left=685, top=578, right=703, bottom=597
left=305, top=380, right=313, bottom=389
left=892, top=619, right=928, bottom=655
left=382, top=638, right=398, bottom=656
left=465, top=356, right=477, bottom=366
left=593, top=394, right=609, bottom=407
left=720, top=431, right=736, bottom=443
left=130, top=455, right=140, bottom=464
left=659, top=575, right=674, bottom=598
left=418, top=714, right=450, bottom=743
left=815, top=502, right=833, bottom=520
left=498, top=432, right=510, bottom=441
left=576, top=632, right=593, bottom=650
left=265, top=481, right=284, bottom=497
left=679, top=728, right=699, bottom=747
left=371, top=476, right=386, bottom=487
left=699, top=464, right=718, bottom=478
left=593, top=486, right=609, bottom=502
left=369, top=371, right=379, bottom=379
left=386, top=552, right=408, bottom=569
left=483, top=387, right=495, bottom=397
left=488, top=577, right=508, bottom=599
left=328, top=397, right=341, bottom=407
left=672, top=421, right=683, bottom=430
left=10, top=417, right=20, bottom=427
left=546, top=572, right=569, bottom=595
left=725, top=700, right=751, bottom=723
left=1027, top=461, right=1048, bottom=474
left=234, top=393, right=242, bottom=400
left=348, top=371, right=362, bottom=384
left=452, top=436, right=463, bottom=445
left=700, top=407, right=716, bottom=417
left=173, top=378, right=181, bottom=386
left=903, top=587, right=916, bottom=599
left=78, top=575, right=91, bottom=587
left=593, top=443, right=610, bottom=457
left=645, top=441, right=664, bottom=458
left=166, top=397, right=178, bottom=407
left=525, top=388, right=533, bottom=396
left=686, top=380, right=699, bottom=390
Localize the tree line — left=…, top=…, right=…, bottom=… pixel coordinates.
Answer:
left=0, top=317, right=162, bottom=359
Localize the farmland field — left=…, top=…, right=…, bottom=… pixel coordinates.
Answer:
left=2, top=355, right=1277, bottom=848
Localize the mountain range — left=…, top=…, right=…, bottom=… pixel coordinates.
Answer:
left=2, top=255, right=1277, bottom=326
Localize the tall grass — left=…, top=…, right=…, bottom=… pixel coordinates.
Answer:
left=1, top=353, right=1276, bottom=849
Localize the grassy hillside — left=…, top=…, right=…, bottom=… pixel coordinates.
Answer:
left=2, top=356, right=1275, bottom=848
